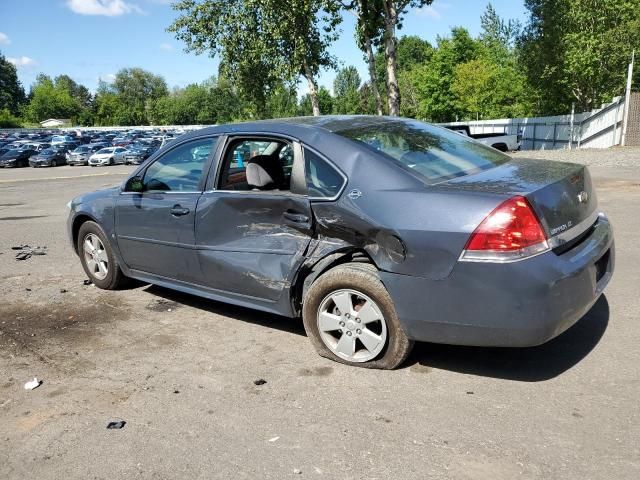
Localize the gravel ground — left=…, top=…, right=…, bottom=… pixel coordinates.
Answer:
left=0, top=158, right=639, bottom=480
left=513, top=146, right=640, bottom=168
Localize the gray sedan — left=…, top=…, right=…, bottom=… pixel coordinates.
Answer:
left=67, top=116, right=614, bottom=369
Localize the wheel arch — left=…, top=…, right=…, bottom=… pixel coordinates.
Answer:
left=291, top=248, right=378, bottom=315
left=71, top=213, right=99, bottom=254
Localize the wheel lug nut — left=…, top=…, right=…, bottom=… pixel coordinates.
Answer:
left=345, top=313, right=350, bottom=319
left=356, top=329, right=361, bottom=334
left=356, top=318, right=361, bottom=323
left=339, top=321, right=345, bottom=327
left=346, top=331, right=352, bottom=336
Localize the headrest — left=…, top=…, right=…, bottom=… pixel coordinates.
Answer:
left=246, top=155, right=284, bottom=189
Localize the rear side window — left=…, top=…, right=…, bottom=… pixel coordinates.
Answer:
left=304, top=149, right=344, bottom=199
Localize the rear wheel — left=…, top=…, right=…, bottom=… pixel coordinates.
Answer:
left=51, top=160, right=57, bottom=167
left=302, top=263, right=413, bottom=369
left=77, top=221, right=126, bottom=290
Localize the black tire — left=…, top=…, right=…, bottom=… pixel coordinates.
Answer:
left=51, top=160, right=57, bottom=167
left=109, top=157, right=114, bottom=165
left=77, top=220, right=126, bottom=290
left=302, top=263, right=413, bottom=369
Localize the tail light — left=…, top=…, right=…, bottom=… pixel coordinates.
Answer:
left=460, top=196, right=549, bottom=263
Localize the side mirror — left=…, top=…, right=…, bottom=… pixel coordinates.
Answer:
left=125, top=176, right=144, bottom=193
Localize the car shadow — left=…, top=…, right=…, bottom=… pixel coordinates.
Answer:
left=142, top=284, right=306, bottom=337
left=407, top=295, right=610, bottom=382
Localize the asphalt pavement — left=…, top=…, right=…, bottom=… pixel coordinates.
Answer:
left=0, top=157, right=639, bottom=480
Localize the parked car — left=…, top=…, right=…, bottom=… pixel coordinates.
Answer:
left=446, top=125, right=521, bottom=152
left=123, top=145, right=158, bottom=165
left=67, top=116, right=614, bottom=369
left=29, top=148, right=68, bottom=167
left=51, top=135, right=75, bottom=146
left=67, top=145, right=103, bottom=166
left=88, top=147, right=127, bottom=166
left=0, top=148, right=36, bottom=168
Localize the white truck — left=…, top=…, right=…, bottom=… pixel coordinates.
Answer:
left=446, top=125, right=522, bottom=152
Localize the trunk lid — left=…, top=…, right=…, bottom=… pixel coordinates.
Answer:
left=440, top=158, right=597, bottom=239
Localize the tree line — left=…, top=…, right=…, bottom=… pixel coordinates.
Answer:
left=1, top=0, right=638, bottom=128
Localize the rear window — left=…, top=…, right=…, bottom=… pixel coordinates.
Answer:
left=335, top=120, right=510, bottom=184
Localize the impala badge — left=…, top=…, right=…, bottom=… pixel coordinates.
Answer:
left=577, top=191, right=589, bottom=204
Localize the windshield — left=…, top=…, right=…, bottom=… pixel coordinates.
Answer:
left=1, top=149, right=19, bottom=158
left=74, top=146, right=90, bottom=153
left=335, top=120, right=510, bottom=184
left=41, top=149, right=55, bottom=155
left=97, top=148, right=113, bottom=154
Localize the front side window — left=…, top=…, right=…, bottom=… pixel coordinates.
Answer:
left=304, top=149, right=344, bottom=199
left=143, top=137, right=216, bottom=192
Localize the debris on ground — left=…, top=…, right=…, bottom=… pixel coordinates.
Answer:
left=13, top=245, right=47, bottom=261
left=173, top=390, right=180, bottom=394
left=106, top=421, right=126, bottom=430
left=82, top=279, right=92, bottom=286
left=60, top=289, right=68, bottom=293
left=24, top=378, right=42, bottom=390
left=268, top=436, right=280, bottom=442
left=293, top=469, right=302, bottom=474
left=254, top=379, right=267, bottom=386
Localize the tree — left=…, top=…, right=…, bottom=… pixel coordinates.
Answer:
left=333, top=66, right=362, bottom=114
left=379, top=0, right=433, bottom=116
left=298, top=86, right=334, bottom=115
left=169, top=0, right=341, bottom=117
left=0, top=51, right=26, bottom=115
left=339, top=0, right=385, bottom=115
left=519, top=0, right=639, bottom=113
left=111, top=68, right=168, bottom=125
left=25, top=74, right=83, bottom=123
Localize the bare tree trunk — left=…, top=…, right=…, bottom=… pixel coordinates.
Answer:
left=303, top=61, right=321, bottom=116
left=383, top=1, right=400, bottom=116
left=364, top=35, right=383, bottom=116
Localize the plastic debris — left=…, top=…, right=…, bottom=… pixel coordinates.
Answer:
left=13, top=245, right=46, bottom=261
left=15, top=252, right=31, bottom=261
left=268, top=436, right=280, bottom=442
left=24, top=378, right=42, bottom=390
left=293, top=469, right=302, bottom=475
left=12, top=244, right=30, bottom=250
left=254, top=379, right=267, bottom=386
left=83, top=279, right=92, bottom=286
left=106, top=421, right=126, bottom=429
left=60, top=289, right=68, bottom=293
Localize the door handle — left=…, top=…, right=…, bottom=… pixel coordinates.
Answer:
left=283, top=210, right=309, bottom=223
left=170, top=205, right=190, bottom=217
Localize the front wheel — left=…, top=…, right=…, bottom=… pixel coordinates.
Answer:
left=302, top=263, right=413, bottom=369
left=77, top=221, right=126, bottom=290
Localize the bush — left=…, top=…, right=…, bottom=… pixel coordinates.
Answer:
left=0, top=108, right=22, bottom=128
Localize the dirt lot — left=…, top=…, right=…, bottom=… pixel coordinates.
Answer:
left=1, top=151, right=639, bottom=479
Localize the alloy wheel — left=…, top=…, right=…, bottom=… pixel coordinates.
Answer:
left=317, top=289, right=388, bottom=362
left=83, top=233, right=109, bottom=280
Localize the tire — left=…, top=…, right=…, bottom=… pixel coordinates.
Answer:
left=51, top=160, right=57, bottom=167
left=77, top=221, right=126, bottom=290
left=302, top=263, right=413, bottom=369
left=109, top=157, right=114, bottom=165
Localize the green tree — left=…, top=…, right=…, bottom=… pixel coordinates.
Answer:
left=379, top=0, right=433, bottom=116
left=111, top=68, right=168, bottom=125
left=519, top=0, right=639, bottom=113
left=0, top=51, right=26, bottom=115
left=333, top=66, right=362, bottom=114
left=298, top=86, right=334, bottom=115
left=169, top=0, right=341, bottom=117
left=25, top=74, right=83, bottom=123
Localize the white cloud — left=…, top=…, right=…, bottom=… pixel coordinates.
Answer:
left=7, top=56, right=36, bottom=68
left=0, top=32, right=10, bottom=45
left=66, top=0, right=144, bottom=16
left=416, top=2, right=451, bottom=20
left=159, top=42, right=173, bottom=51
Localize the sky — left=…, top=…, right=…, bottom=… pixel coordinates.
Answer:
left=0, top=0, right=529, bottom=96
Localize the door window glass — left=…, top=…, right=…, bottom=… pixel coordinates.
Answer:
left=143, top=137, right=216, bottom=192
left=219, top=138, right=292, bottom=191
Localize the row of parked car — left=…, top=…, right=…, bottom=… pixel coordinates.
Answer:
left=0, top=129, right=181, bottom=168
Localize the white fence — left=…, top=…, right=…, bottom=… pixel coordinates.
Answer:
left=442, top=95, right=627, bottom=150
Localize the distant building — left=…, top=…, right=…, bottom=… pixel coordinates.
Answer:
left=39, top=118, right=71, bottom=128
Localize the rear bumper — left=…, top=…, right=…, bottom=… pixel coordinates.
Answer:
left=381, top=213, right=614, bottom=347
